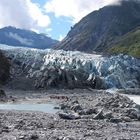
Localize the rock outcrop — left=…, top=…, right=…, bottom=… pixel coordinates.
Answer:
left=54, top=0, right=140, bottom=54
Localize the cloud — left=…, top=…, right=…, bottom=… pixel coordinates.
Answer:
left=0, top=0, right=50, bottom=30
left=45, top=0, right=120, bottom=23
left=8, top=32, right=33, bottom=46
left=46, top=28, right=53, bottom=32
left=45, top=28, right=53, bottom=37
left=31, top=28, right=39, bottom=33
left=59, top=34, right=65, bottom=41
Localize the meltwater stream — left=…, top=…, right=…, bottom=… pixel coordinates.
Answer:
left=0, top=102, right=59, bottom=113
left=125, top=95, right=140, bottom=105
left=106, top=89, right=140, bottom=105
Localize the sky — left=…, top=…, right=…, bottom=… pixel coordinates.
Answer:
left=0, top=0, right=120, bottom=41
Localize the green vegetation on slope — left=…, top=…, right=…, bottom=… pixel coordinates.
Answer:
left=109, top=27, right=140, bottom=57
left=55, top=0, right=140, bottom=52
left=0, top=50, right=10, bottom=84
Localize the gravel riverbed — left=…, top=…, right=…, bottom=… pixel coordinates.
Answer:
left=0, top=89, right=140, bottom=140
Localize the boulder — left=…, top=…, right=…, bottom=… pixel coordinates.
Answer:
left=127, top=108, right=140, bottom=120
left=30, top=134, right=39, bottom=140
left=56, top=137, right=75, bottom=140
left=58, top=112, right=80, bottom=120
left=79, top=108, right=98, bottom=115
left=63, top=137, right=75, bottom=140
left=85, top=108, right=98, bottom=115
left=109, top=118, right=123, bottom=123
left=71, top=104, right=83, bottom=112
left=60, top=104, right=70, bottom=110
left=137, top=113, right=140, bottom=120
left=121, top=116, right=132, bottom=122
left=104, top=112, right=113, bottom=119
left=93, top=110, right=104, bottom=120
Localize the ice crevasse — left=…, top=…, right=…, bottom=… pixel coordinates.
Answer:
left=0, top=44, right=140, bottom=89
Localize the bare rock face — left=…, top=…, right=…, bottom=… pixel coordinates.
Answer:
left=54, top=0, right=140, bottom=53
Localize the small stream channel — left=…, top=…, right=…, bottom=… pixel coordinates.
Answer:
left=124, top=95, right=140, bottom=105
left=106, top=89, right=140, bottom=105
left=0, top=102, right=59, bottom=113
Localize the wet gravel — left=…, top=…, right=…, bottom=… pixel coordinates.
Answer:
left=0, top=89, right=140, bottom=140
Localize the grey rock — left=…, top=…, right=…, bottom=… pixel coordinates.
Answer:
left=121, top=116, right=132, bottom=122
left=71, top=104, right=83, bottom=112
left=99, top=94, right=135, bottom=109
left=58, top=112, right=80, bottom=120
left=71, top=100, right=79, bottom=104
left=60, top=104, right=70, bottom=110
left=79, top=108, right=98, bottom=115
left=0, top=91, right=140, bottom=139
left=126, top=108, right=140, bottom=120
left=93, top=110, right=104, bottom=120
left=109, top=118, right=123, bottom=123
left=137, top=113, right=140, bottom=120
left=19, top=135, right=25, bottom=139
left=104, top=112, right=113, bottom=119
left=63, top=137, right=75, bottom=140
left=2, top=126, right=9, bottom=133
left=30, top=134, right=39, bottom=140
left=85, top=108, right=98, bottom=115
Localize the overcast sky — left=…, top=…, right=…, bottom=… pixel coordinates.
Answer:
left=0, top=0, right=120, bottom=40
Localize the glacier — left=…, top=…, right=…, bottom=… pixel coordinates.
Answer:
left=0, top=44, right=140, bottom=89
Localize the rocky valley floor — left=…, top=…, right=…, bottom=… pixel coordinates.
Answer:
left=0, top=89, right=140, bottom=140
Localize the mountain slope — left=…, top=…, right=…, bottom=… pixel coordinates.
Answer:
left=0, top=50, right=10, bottom=84
left=109, top=27, right=140, bottom=57
left=54, top=0, right=140, bottom=53
left=0, top=26, right=58, bottom=49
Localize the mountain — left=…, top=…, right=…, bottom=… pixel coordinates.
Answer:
left=54, top=0, right=140, bottom=54
left=0, top=50, right=10, bottom=85
left=0, top=26, right=58, bottom=49
left=109, top=26, right=140, bottom=57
